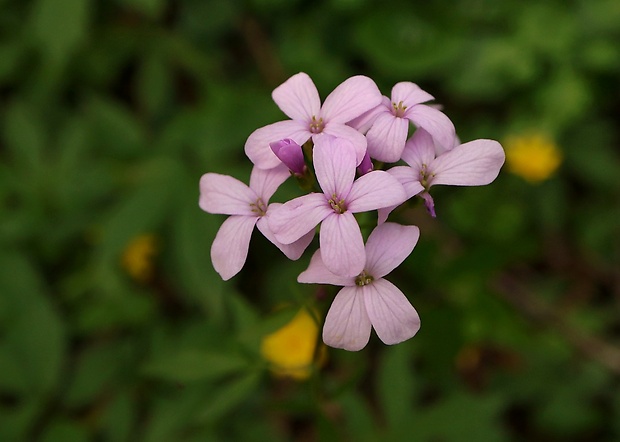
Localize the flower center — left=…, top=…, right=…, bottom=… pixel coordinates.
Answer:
left=355, top=270, right=374, bottom=286
left=328, top=194, right=347, bottom=214
left=250, top=198, right=267, bottom=216
left=419, top=164, right=435, bottom=188
left=392, top=100, right=407, bottom=118
left=309, top=115, right=325, bottom=134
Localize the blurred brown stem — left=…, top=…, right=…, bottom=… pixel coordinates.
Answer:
left=239, top=16, right=286, bottom=88
left=494, top=274, right=620, bottom=375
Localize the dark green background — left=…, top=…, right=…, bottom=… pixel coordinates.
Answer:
left=1, top=0, right=619, bottom=440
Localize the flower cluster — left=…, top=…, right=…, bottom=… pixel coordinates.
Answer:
left=199, top=73, right=505, bottom=351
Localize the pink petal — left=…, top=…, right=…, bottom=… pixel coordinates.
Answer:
left=320, top=212, right=365, bottom=277
left=346, top=171, right=407, bottom=213
left=347, top=97, right=390, bottom=133
left=245, top=120, right=311, bottom=169
left=321, top=123, right=368, bottom=166
left=401, top=128, right=436, bottom=170
left=430, top=139, right=506, bottom=187
left=297, top=249, right=355, bottom=287
left=210, top=215, right=258, bottom=280
left=376, top=167, right=425, bottom=224
left=391, top=82, right=434, bottom=107
left=256, top=213, right=314, bottom=260
left=313, top=135, right=356, bottom=198
left=364, top=223, right=420, bottom=279
left=377, top=207, right=392, bottom=225
left=322, top=286, right=372, bottom=351
left=406, top=105, right=456, bottom=154
left=199, top=173, right=257, bottom=216
left=272, top=72, right=321, bottom=121
left=249, top=164, right=290, bottom=202
left=365, top=112, right=410, bottom=163
left=363, top=279, right=421, bottom=345
left=386, top=166, right=425, bottom=198
left=320, top=75, right=382, bottom=124
left=268, top=193, right=331, bottom=244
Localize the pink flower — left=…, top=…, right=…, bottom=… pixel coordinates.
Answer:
left=268, top=136, right=407, bottom=277
left=298, top=222, right=421, bottom=351
left=379, top=128, right=505, bottom=221
left=349, top=82, right=456, bottom=163
left=245, top=73, right=382, bottom=169
left=199, top=165, right=314, bottom=280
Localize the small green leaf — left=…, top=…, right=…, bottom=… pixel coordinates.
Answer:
left=377, top=344, right=417, bottom=431
left=143, top=350, right=250, bottom=383
left=0, top=251, right=66, bottom=396
left=2, top=101, right=45, bottom=175
left=119, top=0, right=165, bottom=19
left=39, top=420, right=90, bottom=442
left=337, top=392, right=378, bottom=442
left=411, top=392, right=507, bottom=442
left=101, top=392, right=136, bottom=442
left=29, top=0, right=91, bottom=65
left=194, top=372, right=261, bottom=423
left=137, top=51, right=171, bottom=117
left=63, top=342, right=131, bottom=408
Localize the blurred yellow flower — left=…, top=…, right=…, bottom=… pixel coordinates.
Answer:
left=121, top=234, right=158, bottom=283
left=260, top=309, right=324, bottom=380
left=504, top=133, right=562, bottom=183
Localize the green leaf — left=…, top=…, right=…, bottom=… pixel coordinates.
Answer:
left=39, top=420, right=90, bottom=442
left=411, top=392, right=507, bottom=442
left=86, top=96, right=147, bottom=158
left=29, top=0, right=91, bottom=65
left=337, top=392, right=378, bottom=442
left=2, top=101, right=45, bottom=176
left=63, top=342, right=131, bottom=408
left=143, top=350, right=250, bottom=383
left=237, top=307, right=298, bottom=350
left=353, top=7, right=459, bottom=77
left=142, top=385, right=214, bottom=442
left=194, top=372, right=262, bottom=423
left=170, top=191, right=226, bottom=322
left=136, top=51, right=171, bottom=118
left=0, top=251, right=66, bottom=396
left=95, top=157, right=182, bottom=265
left=101, top=392, right=136, bottom=442
left=0, top=398, right=45, bottom=442
left=0, top=41, right=24, bottom=82
left=377, top=344, right=417, bottom=432
left=119, top=0, right=166, bottom=19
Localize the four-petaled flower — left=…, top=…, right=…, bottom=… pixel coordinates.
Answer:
left=380, top=128, right=505, bottom=220
left=245, top=72, right=382, bottom=169
left=268, top=136, right=407, bottom=277
left=199, top=164, right=314, bottom=280
left=349, top=82, right=456, bottom=163
left=298, top=223, right=421, bottom=351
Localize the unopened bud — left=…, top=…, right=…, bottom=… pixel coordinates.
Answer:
left=357, top=150, right=374, bottom=176
left=270, top=139, right=306, bottom=175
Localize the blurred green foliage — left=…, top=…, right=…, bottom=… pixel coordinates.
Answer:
left=1, top=0, right=619, bottom=440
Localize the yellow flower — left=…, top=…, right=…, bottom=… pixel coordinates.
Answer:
left=504, top=133, right=562, bottom=183
left=260, top=309, right=324, bottom=380
left=121, top=234, right=158, bottom=283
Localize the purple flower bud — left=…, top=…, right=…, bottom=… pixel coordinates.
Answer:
left=420, top=192, right=436, bottom=218
left=357, top=150, right=374, bottom=176
left=269, top=139, right=306, bottom=175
